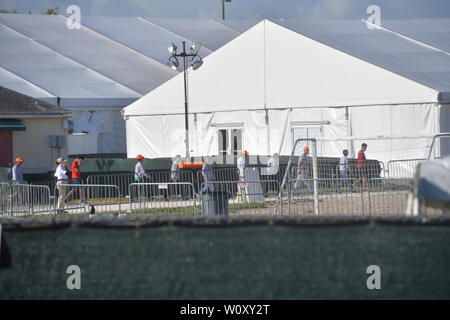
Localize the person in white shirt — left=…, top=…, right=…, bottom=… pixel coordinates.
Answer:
left=237, top=150, right=249, bottom=201
left=335, top=149, right=354, bottom=193
left=265, top=153, right=280, bottom=196
left=237, top=150, right=248, bottom=174
left=54, top=158, right=69, bottom=212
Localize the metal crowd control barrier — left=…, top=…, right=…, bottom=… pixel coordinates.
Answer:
left=128, top=182, right=197, bottom=216
left=196, top=166, right=286, bottom=192
left=31, top=179, right=58, bottom=197
left=87, top=171, right=195, bottom=197
left=1, top=184, right=52, bottom=217
left=367, top=178, right=412, bottom=216
left=0, top=182, right=12, bottom=216
left=280, top=178, right=415, bottom=216
left=54, top=184, right=122, bottom=215
left=199, top=180, right=281, bottom=216
left=1, top=178, right=442, bottom=218
left=386, top=159, right=427, bottom=178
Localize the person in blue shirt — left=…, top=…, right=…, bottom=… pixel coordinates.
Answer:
left=12, top=157, right=24, bottom=183
left=11, top=157, right=25, bottom=203
left=201, top=156, right=215, bottom=193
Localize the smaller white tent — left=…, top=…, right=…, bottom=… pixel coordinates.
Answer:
left=123, top=19, right=450, bottom=164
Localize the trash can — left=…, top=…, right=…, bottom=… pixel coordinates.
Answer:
left=202, top=191, right=229, bottom=216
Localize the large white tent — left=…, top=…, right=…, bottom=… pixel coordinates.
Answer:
left=123, top=19, right=450, bottom=164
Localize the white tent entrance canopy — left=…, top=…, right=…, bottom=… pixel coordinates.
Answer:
left=123, top=19, right=450, bottom=164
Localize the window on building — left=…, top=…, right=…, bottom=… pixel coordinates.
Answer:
left=217, top=128, right=242, bottom=155
left=292, top=126, right=321, bottom=155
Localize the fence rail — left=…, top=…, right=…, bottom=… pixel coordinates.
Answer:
left=1, top=171, right=446, bottom=218
left=386, top=159, right=427, bottom=178
left=280, top=178, right=414, bottom=216
left=54, top=184, right=122, bottom=216
left=87, top=171, right=195, bottom=197
left=128, top=182, right=197, bottom=216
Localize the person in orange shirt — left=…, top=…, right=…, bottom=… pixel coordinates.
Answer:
left=65, top=156, right=85, bottom=204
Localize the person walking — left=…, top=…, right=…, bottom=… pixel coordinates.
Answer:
left=65, top=156, right=84, bottom=204
left=171, top=154, right=186, bottom=200
left=11, top=157, right=26, bottom=203
left=134, top=154, right=152, bottom=201
left=201, top=156, right=215, bottom=193
left=335, top=149, right=354, bottom=193
left=294, top=147, right=313, bottom=194
left=54, top=158, right=69, bottom=213
left=12, top=157, right=25, bottom=183
left=236, top=150, right=249, bottom=202
left=354, top=143, right=368, bottom=190
left=265, top=153, right=280, bottom=196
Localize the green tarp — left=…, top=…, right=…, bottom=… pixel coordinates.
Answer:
left=1, top=217, right=449, bottom=299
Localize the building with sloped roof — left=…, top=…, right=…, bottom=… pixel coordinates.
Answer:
left=0, top=86, right=71, bottom=173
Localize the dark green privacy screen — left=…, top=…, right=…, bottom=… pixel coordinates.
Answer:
left=1, top=217, right=449, bottom=299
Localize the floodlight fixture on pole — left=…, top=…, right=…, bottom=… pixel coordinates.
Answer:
left=167, top=40, right=204, bottom=158
left=222, top=0, right=231, bottom=20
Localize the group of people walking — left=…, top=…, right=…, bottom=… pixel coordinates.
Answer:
left=134, top=154, right=189, bottom=201
left=293, top=143, right=368, bottom=194
left=7, top=142, right=368, bottom=212
left=9, top=155, right=85, bottom=213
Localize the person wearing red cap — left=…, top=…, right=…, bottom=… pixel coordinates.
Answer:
left=11, top=157, right=25, bottom=202
left=134, top=154, right=150, bottom=182
left=12, top=157, right=24, bottom=183
left=294, top=146, right=313, bottom=194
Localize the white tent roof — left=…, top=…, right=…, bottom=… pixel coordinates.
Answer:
left=0, top=65, right=57, bottom=104
left=0, top=15, right=142, bottom=108
left=81, top=16, right=213, bottom=72
left=1, top=15, right=449, bottom=111
left=382, top=19, right=450, bottom=54
left=0, top=14, right=176, bottom=96
left=123, top=19, right=443, bottom=117
left=275, top=19, right=450, bottom=96
left=147, top=18, right=241, bottom=51
left=0, top=14, right=242, bottom=109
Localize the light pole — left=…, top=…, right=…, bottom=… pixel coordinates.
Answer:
left=167, top=41, right=203, bottom=158
left=222, top=0, right=232, bottom=20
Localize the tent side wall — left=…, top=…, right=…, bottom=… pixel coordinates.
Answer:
left=70, top=109, right=127, bottom=156
left=439, top=104, right=450, bottom=158
left=125, top=102, right=441, bottom=165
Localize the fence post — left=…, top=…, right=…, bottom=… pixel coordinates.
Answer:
left=367, top=179, right=372, bottom=216
left=115, top=185, right=121, bottom=215
left=312, top=139, right=319, bottom=216
left=360, top=184, right=365, bottom=215
left=191, top=183, right=197, bottom=216
left=29, top=185, right=34, bottom=215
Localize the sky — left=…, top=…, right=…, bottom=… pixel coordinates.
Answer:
left=1, top=0, right=450, bottom=20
